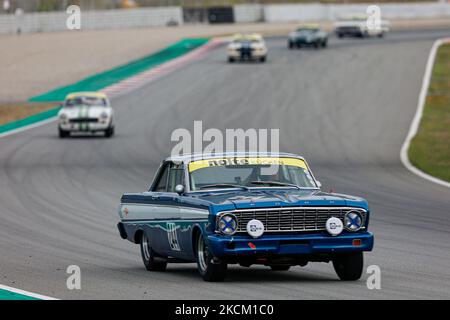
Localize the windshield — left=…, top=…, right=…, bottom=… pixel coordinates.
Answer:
left=65, top=96, right=107, bottom=107
left=296, top=28, right=318, bottom=33
left=188, top=157, right=317, bottom=191
left=233, top=39, right=260, bottom=44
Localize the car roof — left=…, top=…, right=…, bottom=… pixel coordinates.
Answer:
left=297, top=24, right=319, bottom=30
left=166, top=152, right=306, bottom=164
left=65, top=92, right=108, bottom=100
left=232, top=33, right=263, bottom=41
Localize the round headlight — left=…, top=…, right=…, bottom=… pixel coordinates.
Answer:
left=100, top=112, right=109, bottom=119
left=344, top=211, right=363, bottom=232
left=59, top=113, right=67, bottom=120
left=218, top=214, right=237, bottom=235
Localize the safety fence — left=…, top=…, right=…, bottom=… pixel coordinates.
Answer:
left=0, top=2, right=449, bottom=34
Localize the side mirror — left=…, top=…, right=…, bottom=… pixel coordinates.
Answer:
left=316, top=181, right=322, bottom=188
left=175, top=184, right=185, bottom=195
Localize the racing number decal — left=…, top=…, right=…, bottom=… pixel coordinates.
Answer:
left=167, top=223, right=181, bottom=251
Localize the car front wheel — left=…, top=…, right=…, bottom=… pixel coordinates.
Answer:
left=104, top=126, right=114, bottom=138
left=140, top=232, right=167, bottom=271
left=196, top=233, right=227, bottom=282
left=332, top=252, right=363, bottom=281
left=58, top=127, right=69, bottom=138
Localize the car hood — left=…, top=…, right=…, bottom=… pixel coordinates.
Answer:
left=59, top=106, right=110, bottom=118
left=189, top=189, right=368, bottom=210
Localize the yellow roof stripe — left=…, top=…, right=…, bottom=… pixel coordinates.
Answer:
left=65, top=92, right=107, bottom=100
left=188, top=157, right=307, bottom=173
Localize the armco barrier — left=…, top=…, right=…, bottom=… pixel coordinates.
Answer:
left=207, top=7, right=234, bottom=24
left=264, top=3, right=450, bottom=22
left=1, top=3, right=450, bottom=34
left=233, top=4, right=264, bottom=23
left=0, top=7, right=183, bottom=34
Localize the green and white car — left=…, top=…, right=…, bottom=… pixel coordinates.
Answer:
left=288, top=26, right=328, bottom=49
left=58, top=92, right=115, bottom=138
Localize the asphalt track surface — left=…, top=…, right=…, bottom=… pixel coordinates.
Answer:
left=1, top=28, right=450, bottom=299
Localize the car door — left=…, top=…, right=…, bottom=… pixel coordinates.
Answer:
left=166, top=163, right=194, bottom=258
left=145, top=162, right=179, bottom=255
left=150, top=162, right=187, bottom=256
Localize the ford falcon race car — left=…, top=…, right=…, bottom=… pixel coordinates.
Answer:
left=57, top=92, right=115, bottom=138
left=227, top=34, right=268, bottom=63
left=288, top=26, right=328, bottom=49
left=334, top=15, right=389, bottom=38
left=117, top=152, right=373, bottom=282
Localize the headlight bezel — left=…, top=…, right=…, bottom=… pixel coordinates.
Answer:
left=216, top=213, right=238, bottom=236
left=100, top=111, right=109, bottom=119
left=344, top=210, right=365, bottom=232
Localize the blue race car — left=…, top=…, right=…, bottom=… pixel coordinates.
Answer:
left=117, top=152, right=374, bottom=282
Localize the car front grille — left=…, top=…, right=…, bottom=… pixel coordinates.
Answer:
left=69, top=118, right=98, bottom=123
left=220, top=207, right=366, bottom=233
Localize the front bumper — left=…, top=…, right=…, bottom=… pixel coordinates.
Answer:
left=290, top=38, right=315, bottom=45
left=59, top=120, right=110, bottom=132
left=228, top=49, right=266, bottom=59
left=208, top=231, right=374, bottom=257
left=335, top=29, right=364, bottom=37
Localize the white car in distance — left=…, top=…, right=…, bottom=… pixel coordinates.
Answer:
left=58, top=92, right=115, bottom=138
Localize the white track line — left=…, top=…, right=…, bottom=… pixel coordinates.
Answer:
left=400, top=38, right=450, bottom=189
left=0, top=117, right=57, bottom=139
left=0, top=284, right=58, bottom=300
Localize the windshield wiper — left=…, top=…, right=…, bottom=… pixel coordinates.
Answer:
left=199, top=184, right=249, bottom=191
left=250, top=181, right=302, bottom=189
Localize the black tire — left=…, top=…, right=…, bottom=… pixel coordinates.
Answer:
left=313, top=42, right=319, bottom=49
left=288, top=42, right=294, bottom=49
left=378, top=32, right=384, bottom=38
left=228, top=57, right=235, bottom=63
left=104, top=126, right=114, bottom=138
left=58, top=127, right=69, bottom=138
left=322, top=39, right=328, bottom=48
left=196, top=233, right=227, bottom=282
left=260, top=56, right=266, bottom=63
left=332, top=252, right=364, bottom=281
left=337, top=33, right=343, bottom=39
left=270, top=265, right=291, bottom=271
left=140, top=232, right=167, bottom=271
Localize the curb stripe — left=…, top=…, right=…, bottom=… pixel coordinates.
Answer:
left=0, top=285, right=57, bottom=300
left=400, top=37, right=450, bottom=189
left=100, top=39, right=223, bottom=98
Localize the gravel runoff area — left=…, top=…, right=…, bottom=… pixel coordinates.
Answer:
left=1, top=18, right=450, bottom=103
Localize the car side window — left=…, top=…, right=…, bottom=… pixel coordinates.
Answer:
left=167, top=163, right=184, bottom=193
left=154, top=164, right=169, bottom=192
